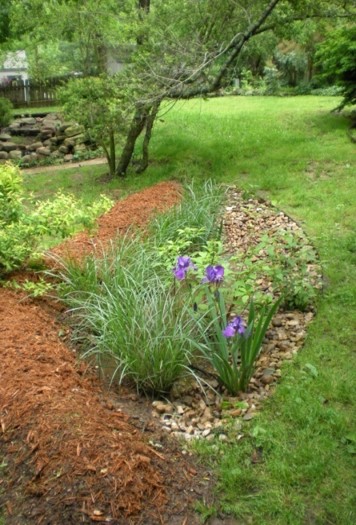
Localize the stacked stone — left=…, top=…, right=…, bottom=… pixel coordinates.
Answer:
left=0, top=113, right=95, bottom=165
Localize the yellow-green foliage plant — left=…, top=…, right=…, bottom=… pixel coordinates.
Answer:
left=0, top=162, right=113, bottom=275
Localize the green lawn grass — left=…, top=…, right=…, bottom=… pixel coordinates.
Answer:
left=21, top=96, right=356, bottom=524
left=12, top=105, right=61, bottom=116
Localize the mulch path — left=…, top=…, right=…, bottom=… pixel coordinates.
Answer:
left=0, top=182, right=211, bottom=524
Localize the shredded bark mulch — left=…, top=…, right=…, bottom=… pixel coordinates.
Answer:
left=51, top=180, right=182, bottom=262
left=0, top=181, right=211, bottom=524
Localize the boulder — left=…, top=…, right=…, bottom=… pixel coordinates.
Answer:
left=64, top=137, right=76, bottom=148
left=9, top=150, right=22, bottom=160
left=37, top=147, right=51, bottom=156
left=40, top=131, right=55, bottom=140
left=59, top=123, right=72, bottom=133
left=58, top=145, right=69, bottom=154
left=21, top=155, right=33, bottom=165
left=64, top=134, right=85, bottom=146
left=44, top=113, right=60, bottom=121
left=2, top=142, right=18, bottom=152
left=64, top=125, right=84, bottom=137
left=0, top=133, right=11, bottom=141
left=0, top=151, right=9, bottom=159
left=64, top=153, right=74, bottom=162
left=42, top=123, right=57, bottom=132
left=50, top=151, right=61, bottom=159
left=74, top=144, right=87, bottom=153
left=29, top=142, right=43, bottom=151
left=18, top=117, right=36, bottom=126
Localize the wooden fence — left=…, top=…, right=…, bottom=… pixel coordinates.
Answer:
left=0, top=77, right=70, bottom=108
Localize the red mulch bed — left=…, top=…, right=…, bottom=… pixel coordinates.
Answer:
left=0, top=182, right=212, bottom=524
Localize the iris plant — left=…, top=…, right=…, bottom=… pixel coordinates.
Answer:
left=223, top=316, right=245, bottom=337
left=173, top=255, right=280, bottom=393
left=202, top=265, right=224, bottom=284
left=173, top=255, right=195, bottom=280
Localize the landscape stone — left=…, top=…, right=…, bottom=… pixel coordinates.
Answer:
left=1, top=142, right=18, bottom=152
left=29, top=141, right=43, bottom=151
left=9, top=150, right=22, bottom=160
left=18, top=117, right=36, bottom=125
left=40, top=131, right=54, bottom=140
left=64, top=125, right=85, bottom=137
left=59, top=123, right=72, bottom=132
left=2, top=113, right=97, bottom=167
left=64, top=137, right=76, bottom=147
left=37, top=147, right=51, bottom=156
left=21, top=155, right=33, bottom=165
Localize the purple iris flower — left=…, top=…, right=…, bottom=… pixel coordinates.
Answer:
left=223, top=316, right=245, bottom=338
left=202, top=265, right=224, bottom=284
left=173, top=256, right=195, bottom=280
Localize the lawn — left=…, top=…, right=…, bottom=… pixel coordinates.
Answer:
left=22, top=96, right=356, bottom=524
left=12, top=105, right=61, bottom=116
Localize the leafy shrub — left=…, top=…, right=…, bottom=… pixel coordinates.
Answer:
left=263, top=66, right=281, bottom=95
left=0, top=97, right=13, bottom=128
left=33, top=191, right=113, bottom=238
left=0, top=162, right=113, bottom=275
left=315, top=26, right=356, bottom=110
left=257, top=232, right=318, bottom=311
left=310, top=86, right=343, bottom=97
left=0, top=162, right=23, bottom=223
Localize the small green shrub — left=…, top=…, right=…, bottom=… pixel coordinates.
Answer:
left=5, top=277, right=52, bottom=297
left=0, top=97, right=13, bottom=128
left=0, top=162, right=23, bottom=223
left=0, top=162, right=113, bottom=275
left=258, top=231, right=318, bottom=311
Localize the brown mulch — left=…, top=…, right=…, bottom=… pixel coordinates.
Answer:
left=51, top=181, right=182, bottom=262
left=0, top=181, right=211, bottom=524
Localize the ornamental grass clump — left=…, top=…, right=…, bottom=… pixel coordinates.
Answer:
left=173, top=256, right=281, bottom=395
left=57, top=239, right=197, bottom=395
left=151, top=180, right=224, bottom=253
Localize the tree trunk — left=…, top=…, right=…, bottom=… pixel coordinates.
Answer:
left=115, top=108, right=147, bottom=177
left=136, top=101, right=161, bottom=174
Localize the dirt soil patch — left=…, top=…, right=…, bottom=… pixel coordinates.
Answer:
left=0, top=182, right=212, bottom=525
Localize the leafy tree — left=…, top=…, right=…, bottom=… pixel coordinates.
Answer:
left=59, top=74, right=138, bottom=177
left=4, top=0, right=355, bottom=175
left=316, top=25, right=356, bottom=109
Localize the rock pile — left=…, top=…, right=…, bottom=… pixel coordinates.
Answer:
left=0, top=113, right=96, bottom=165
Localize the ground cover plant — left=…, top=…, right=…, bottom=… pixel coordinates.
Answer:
left=9, top=95, right=356, bottom=524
